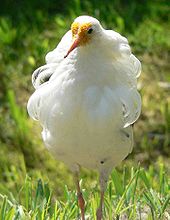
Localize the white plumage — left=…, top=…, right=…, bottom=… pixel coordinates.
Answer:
left=27, top=15, right=141, bottom=220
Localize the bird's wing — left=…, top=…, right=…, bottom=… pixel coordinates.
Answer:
left=32, top=30, right=72, bottom=89
left=32, top=63, right=58, bottom=89
left=106, top=30, right=141, bottom=79
left=119, top=87, right=141, bottom=127
left=106, top=30, right=142, bottom=127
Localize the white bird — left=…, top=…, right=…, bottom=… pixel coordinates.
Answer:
left=27, top=15, right=141, bottom=220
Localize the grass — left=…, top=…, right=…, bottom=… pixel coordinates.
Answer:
left=0, top=0, right=170, bottom=219
left=0, top=164, right=169, bottom=219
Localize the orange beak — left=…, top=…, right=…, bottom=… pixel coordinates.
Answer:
left=64, top=22, right=91, bottom=58
left=64, top=36, right=81, bottom=58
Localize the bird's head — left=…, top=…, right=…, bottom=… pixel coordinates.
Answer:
left=64, top=16, right=103, bottom=58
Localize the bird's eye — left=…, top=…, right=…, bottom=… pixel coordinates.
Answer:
left=87, top=28, right=93, bottom=34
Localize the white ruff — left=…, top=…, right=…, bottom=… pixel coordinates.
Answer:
left=27, top=16, right=141, bottom=172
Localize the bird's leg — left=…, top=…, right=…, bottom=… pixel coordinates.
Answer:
left=74, top=172, right=85, bottom=220
left=96, top=190, right=105, bottom=220
left=96, top=171, right=109, bottom=220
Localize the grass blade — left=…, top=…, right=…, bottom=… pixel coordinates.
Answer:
left=0, top=196, right=7, bottom=220
left=111, top=169, right=124, bottom=196
left=115, top=167, right=140, bottom=215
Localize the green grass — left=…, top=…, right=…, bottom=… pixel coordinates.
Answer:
left=0, top=0, right=170, bottom=219
left=0, top=164, right=169, bottom=220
